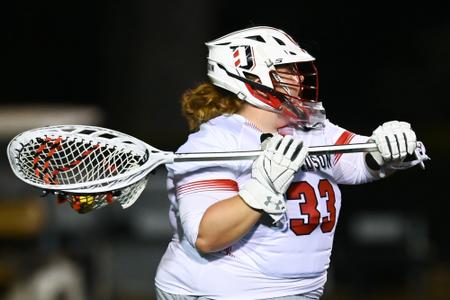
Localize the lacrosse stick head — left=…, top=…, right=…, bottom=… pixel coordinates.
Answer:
left=7, top=125, right=174, bottom=212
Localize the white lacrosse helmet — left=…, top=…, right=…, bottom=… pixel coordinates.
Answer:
left=206, top=26, right=326, bottom=129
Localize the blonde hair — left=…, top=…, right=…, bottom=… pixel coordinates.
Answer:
left=181, top=83, right=243, bottom=132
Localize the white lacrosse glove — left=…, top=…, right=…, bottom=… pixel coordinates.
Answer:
left=239, top=134, right=308, bottom=222
left=369, top=120, right=417, bottom=168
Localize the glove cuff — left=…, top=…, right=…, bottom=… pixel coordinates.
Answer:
left=239, top=179, right=286, bottom=214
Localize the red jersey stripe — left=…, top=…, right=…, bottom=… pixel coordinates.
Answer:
left=177, top=179, right=238, bottom=198
left=333, top=131, right=356, bottom=164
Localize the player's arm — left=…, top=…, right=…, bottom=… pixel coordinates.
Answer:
left=195, top=194, right=262, bottom=253
left=196, top=134, right=308, bottom=253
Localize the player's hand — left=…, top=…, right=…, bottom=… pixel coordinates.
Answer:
left=258, top=134, right=308, bottom=194
left=239, top=134, right=308, bottom=221
left=370, top=121, right=417, bottom=166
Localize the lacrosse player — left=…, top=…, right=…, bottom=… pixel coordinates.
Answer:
left=154, top=26, right=420, bottom=300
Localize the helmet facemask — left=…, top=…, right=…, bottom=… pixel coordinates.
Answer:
left=245, top=62, right=326, bottom=129
left=271, top=62, right=325, bottom=129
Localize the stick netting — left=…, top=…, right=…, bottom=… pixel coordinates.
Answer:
left=15, top=135, right=147, bottom=187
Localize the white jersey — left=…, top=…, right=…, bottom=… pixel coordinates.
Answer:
left=155, top=114, right=378, bottom=300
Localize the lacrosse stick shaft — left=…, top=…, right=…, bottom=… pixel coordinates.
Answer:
left=174, top=142, right=380, bottom=162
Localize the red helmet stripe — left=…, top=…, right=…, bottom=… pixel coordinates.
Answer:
left=244, top=83, right=282, bottom=110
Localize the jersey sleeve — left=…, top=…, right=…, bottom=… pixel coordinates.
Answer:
left=326, top=121, right=379, bottom=185
left=167, top=125, right=243, bottom=248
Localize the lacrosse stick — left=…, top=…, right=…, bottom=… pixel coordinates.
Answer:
left=7, top=125, right=429, bottom=213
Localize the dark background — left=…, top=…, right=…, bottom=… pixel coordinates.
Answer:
left=1, top=1, right=449, bottom=300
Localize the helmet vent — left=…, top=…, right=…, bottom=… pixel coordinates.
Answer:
left=246, top=35, right=266, bottom=43
left=273, top=37, right=286, bottom=45
left=216, top=42, right=231, bottom=45
left=283, top=50, right=297, bottom=56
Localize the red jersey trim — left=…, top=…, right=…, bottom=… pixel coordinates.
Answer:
left=244, top=121, right=262, bottom=132
left=333, top=131, right=356, bottom=164
left=176, top=179, right=239, bottom=198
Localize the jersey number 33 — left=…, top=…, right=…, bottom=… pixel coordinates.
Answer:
left=286, top=179, right=337, bottom=235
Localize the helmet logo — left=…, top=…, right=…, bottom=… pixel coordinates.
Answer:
left=231, top=46, right=254, bottom=70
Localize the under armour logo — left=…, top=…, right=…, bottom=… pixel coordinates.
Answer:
left=275, top=200, right=284, bottom=210
left=264, top=197, right=285, bottom=211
